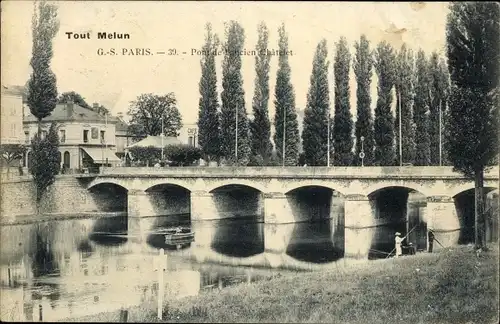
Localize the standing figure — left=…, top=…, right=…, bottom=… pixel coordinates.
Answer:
left=428, top=230, right=435, bottom=253
left=395, top=232, right=403, bottom=258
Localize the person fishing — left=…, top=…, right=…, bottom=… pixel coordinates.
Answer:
left=428, top=229, right=435, bottom=253
left=395, top=232, right=403, bottom=258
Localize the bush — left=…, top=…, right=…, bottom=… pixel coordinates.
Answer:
left=165, top=144, right=202, bottom=166
left=128, top=146, right=161, bottom=166
left=248, top=154, right=265, bottom=166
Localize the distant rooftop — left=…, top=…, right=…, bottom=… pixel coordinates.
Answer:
left=24, top=102, right=119, bottom=124
left=1, top=85, right=25, bottom=96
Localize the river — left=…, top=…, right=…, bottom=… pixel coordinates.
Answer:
left=0, top=213, right=414, bottom=321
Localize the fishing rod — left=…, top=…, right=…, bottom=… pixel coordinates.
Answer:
left=428, top=228, right=445, bottom=248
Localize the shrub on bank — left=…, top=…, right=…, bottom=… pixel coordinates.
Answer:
left=164, top=144, right=202, bottom=166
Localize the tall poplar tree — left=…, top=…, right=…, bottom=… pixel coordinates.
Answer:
left=333, top=37, right=354, bottom=166
left=353, top=35, right=375, bottom=166
left=394, top=44, right=416, bottom=165
left=428, top=52, right=450, bottom=166
left=197, top=23, right=221, bottom=162
left=446, top=2, right=499, bottom=249
left=413, top=50, right=431, bottom=166
left=220, top=21, right=251, bottom=165
left=373, top=41, right=396, bottom=166
left=250, top=22, right=273, bottom=165
left=274, top=24, right=300, bottom=166
left=302, top=39, right=330, bottom=166
left=26, top=0, right=60, bottom=136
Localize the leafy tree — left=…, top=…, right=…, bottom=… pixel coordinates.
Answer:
left=220, top=21, right=251, bottom=166
left=0, top=144, right=27, bottom=166
left=26, top=0, right=60, bottom=136
left=373, top=41, right=396, bottom=166
left=428, top=52, right=450, bottom=166
left=128, top=146, right=161, bottom=166
left=250, top=22, right=273, bottom=164
left=57, top=91, right=91, bottom=109
left=165, top=144, right=202, bottom=166
left=413, top=50, right=431, bottom=166
left=274, top=24, right=300, bottom=166
left=127, top=93, right=182, bottom=137
left=197, top=23, right=221, bottom=162
left=302, top=39, right=330, bottom=166
left=394, top=44, right=416, bottom=165
left=333, top=36, right=354, bottom=166
left=29, top=122, right=60, bottom=208
left=353, top=35, right=375, bottom=166
left=0, top=144, right=27, bottom=176
left=446, top=2, right=499, bottom=249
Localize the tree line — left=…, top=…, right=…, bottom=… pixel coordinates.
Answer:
left=197, top=21, right=454, bottom=167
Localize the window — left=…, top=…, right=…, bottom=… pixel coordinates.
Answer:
left=100, top=130, right=105, bottom=143
left=42, top=130, right=48, bottom=139
left=91, top=127, right=99, bottom=139
left=188, top=136, right=194, bottom=147
left=24, top=131, right=29, bottom=144
left=60, top=130, right=66, bottom=143
left=83, top=130, right=89, bottom=143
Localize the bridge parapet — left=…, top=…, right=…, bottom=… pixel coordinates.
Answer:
left=99, top=166, right=499, bottom=179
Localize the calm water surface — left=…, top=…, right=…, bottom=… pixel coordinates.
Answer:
left=0, top=213, right=398, bottom=321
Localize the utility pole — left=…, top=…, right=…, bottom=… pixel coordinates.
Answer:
left=235, top=103, right=239, bottom=165
left=282, top=106, right=286, bottom=167
left=161, top=116, right=164, bottom=161
left=399, top=91, right=402, bottom=166
left=327, top=110, right=330, bottom=167
left=439, top=100, right=442, bottom=166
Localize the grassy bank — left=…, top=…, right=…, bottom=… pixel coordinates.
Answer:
left=67, top=245, right=499, bottom=323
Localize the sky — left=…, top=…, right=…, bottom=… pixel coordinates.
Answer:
left=1, top=1, right=449, bottom=124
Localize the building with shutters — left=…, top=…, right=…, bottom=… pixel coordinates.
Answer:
left=23, top=100, right=121, bottom=172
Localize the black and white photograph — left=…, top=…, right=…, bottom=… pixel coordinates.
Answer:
left=1, top=1, right=499, bottom=322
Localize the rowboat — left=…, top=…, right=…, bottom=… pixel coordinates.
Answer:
left=164, top=227, right=195, bottom=246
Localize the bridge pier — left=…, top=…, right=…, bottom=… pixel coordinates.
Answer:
left=191, top=191, right=218, bottom=221
left=344, top=194, right=375, bottom=259
left=263, top=193, right=294, bottom=224
left=425, top=195, right=460, bottom=250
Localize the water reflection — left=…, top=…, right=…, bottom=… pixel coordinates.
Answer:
left=286, top=220, right=343, bottom=263
left=211, top=218, right=264, bottom=257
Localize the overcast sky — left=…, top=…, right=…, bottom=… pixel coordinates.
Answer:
left=1, top=1, right=448, bottom=124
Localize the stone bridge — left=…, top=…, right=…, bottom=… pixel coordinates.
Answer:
left=83, top=166, right=499, bottom=258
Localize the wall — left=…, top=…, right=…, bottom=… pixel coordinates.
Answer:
left=0, top=176, right=124, bottom=223
left=1, top=92, right=24, bottom=145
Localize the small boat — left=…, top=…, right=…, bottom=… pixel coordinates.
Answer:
left=164, top=227, right=195, bottom=246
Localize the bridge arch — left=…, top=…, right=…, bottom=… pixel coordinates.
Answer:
left=141, top=179, right=194, bottom=193
left=144, top=182, right=192, bottom=193
left=284, top=183, right=345, bottom=196
left=366, top=183, right=427, bottom=198
left=206, top=181, right=267, bottom=194
left=87, top=179, right=130, bottom=192
left=450, top=185, right=499, bottom=199
left=366, top=185, right=428, bottom=259
left=87, top=181, right=129, bottom=213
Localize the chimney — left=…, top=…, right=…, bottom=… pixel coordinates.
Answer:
left=66, top=99, right=74, bottom=118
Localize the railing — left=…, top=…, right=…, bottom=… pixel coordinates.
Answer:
left=97, top=165, right=499, bottom=179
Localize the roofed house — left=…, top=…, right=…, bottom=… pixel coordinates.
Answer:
left=23, top=100, right=121, bottom=172
left=1, top=85, right=24, bottom=146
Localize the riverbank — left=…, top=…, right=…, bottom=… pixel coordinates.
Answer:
left=0, top=211, right=126, bottom=226
left=66, top=244, right=499, bottom=323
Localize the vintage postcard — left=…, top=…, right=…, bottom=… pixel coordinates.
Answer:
left=1, top=1, right=498, bottom=323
